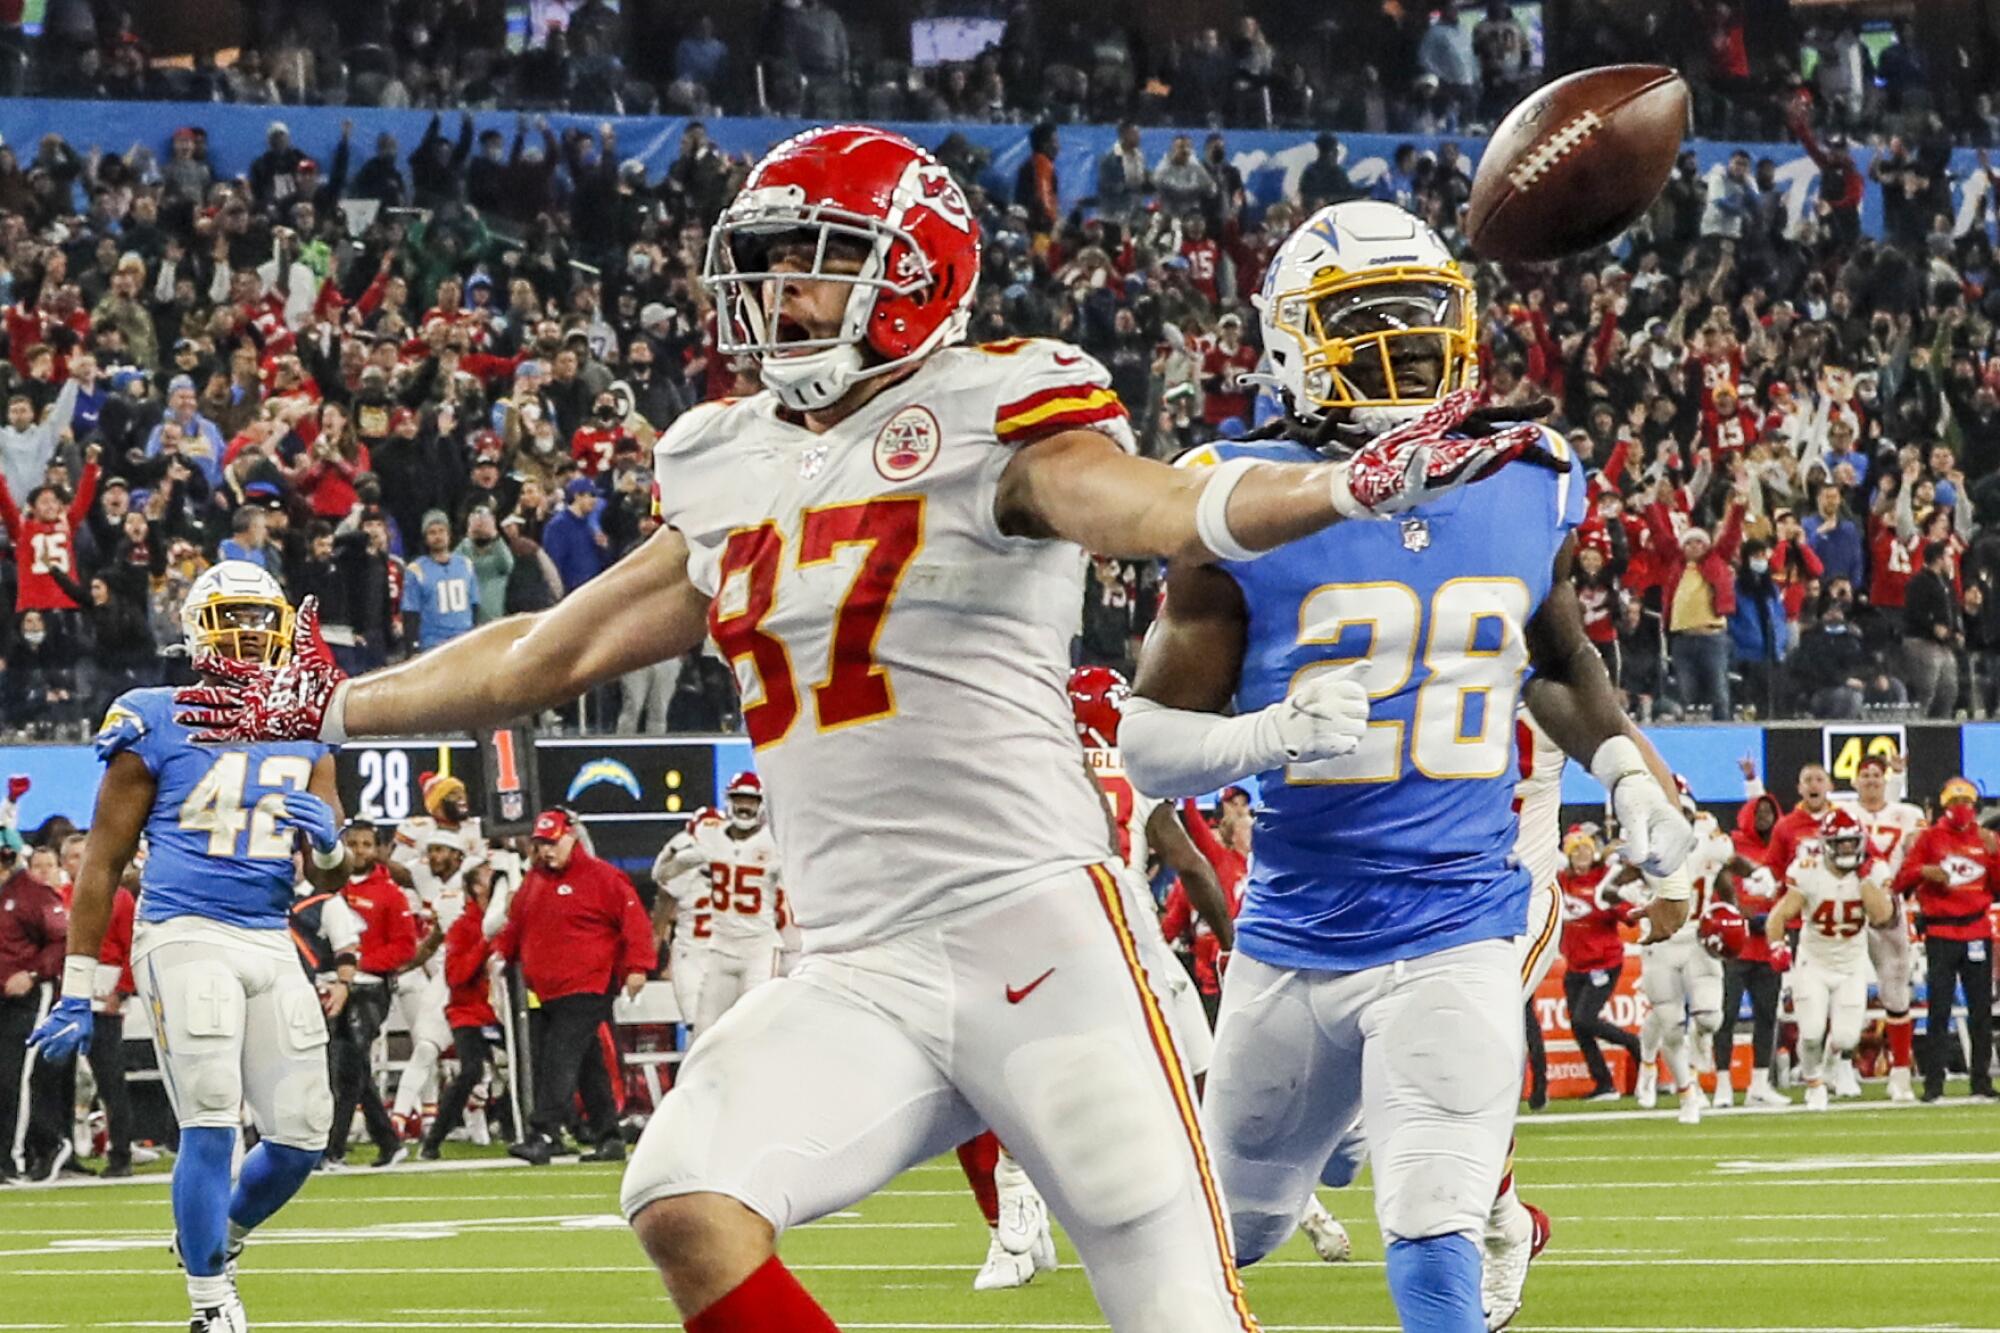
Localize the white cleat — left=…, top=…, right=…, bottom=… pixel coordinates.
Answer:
left=1831, top=1059, right=1863, bottom=1099
left=1711, top=1083, right=1734, bottom=1110
left=1634, top=1064, right=1659, bottom=1110
left=1745, top=1084, right=1791, bottom=1109
left=1888, top=1067, right=1917, bottom=1103
left=1482, top=1200, right=1549, bottom=1332
left=1677, top=1086, right=1703, bottom=1125
left=972, top=1230, right=1037, bottom=1291
left=1299, top=1195, right=1352, bottom=1263
left=1030, top=1221, right=1058, bottom=1274
left=188, top=1291, right=248, bottom=1333
left=1803, top=1083, right=1830, bottom=1112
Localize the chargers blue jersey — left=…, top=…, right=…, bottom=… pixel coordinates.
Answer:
left=402, top=552, right=478, bottom=650
left=95, top=688, right=331, bottom=930
left=1192, top=427, right=1585, bottom=972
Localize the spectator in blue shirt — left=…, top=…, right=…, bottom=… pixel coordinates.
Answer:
left=218, top=500, right=279, bottom=578
left=145, top=375, right=227, bottom=488
left=401, top=509, right=479, bottom=652
left=1370, top=144, right=1419, bottom=211
left=542, top=477, right=608, bottom=596
left=1821, top=416, right=1870, bottom=492
left=1807, top=482, right=1865, bottom=591
left=674, top=16, right=728, bottom=89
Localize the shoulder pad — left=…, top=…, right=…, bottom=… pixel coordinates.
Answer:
left=988, top=340, right=1133, bottom=451
left=94, top=693, right=157, bottom=764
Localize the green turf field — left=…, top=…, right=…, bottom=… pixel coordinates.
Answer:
left=5, top=1090, right=1998, bottom=1332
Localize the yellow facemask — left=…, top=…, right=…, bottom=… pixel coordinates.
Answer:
left=1268, top=262, right=1480, bottom=414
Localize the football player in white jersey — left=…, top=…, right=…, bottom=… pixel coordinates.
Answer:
left=383, top=828, right=481, bottom=1139
left=653, top=806, right=723, bottom=1028
left=1833, top=753, right=1925, bottom=1100
left=171, top=125, right=1551, bottom=1332
left=1630, top=783, right=1733, bottom=1126
left=657, top=773, right=784, bottom=1042
left=1765, top=809, right=1892, bottom=1110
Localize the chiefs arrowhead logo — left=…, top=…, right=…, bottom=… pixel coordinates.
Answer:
left=1942, top=854, right=1985, bottom=888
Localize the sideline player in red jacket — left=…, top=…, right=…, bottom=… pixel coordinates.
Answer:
left=420, top=864, right=501, bottom=1160
left=332, top=823, right=418, bottom=1166
left=497, top=807, right=653, bottom=1164
left=1557, top=830, right=1642, bottom=1100
left=1894, top=778, right=1998, bottom=1101
left=1715, top=765, right=1792, bottom=1107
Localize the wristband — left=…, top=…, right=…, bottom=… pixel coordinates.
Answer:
left=319, top=679, right=352, bottom=745
left=1193, top=457, right=1264, bottom=562
left=60, top=954, right=97, bottom=1002
left=313, top=844, right=347, bottom=871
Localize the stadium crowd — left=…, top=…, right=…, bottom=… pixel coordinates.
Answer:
left=3, top=101, right=2000, bottom=734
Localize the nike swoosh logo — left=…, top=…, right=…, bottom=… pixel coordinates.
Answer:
left=1005, top=968, right=1056, bottom=1005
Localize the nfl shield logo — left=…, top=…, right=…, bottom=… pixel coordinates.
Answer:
left=1400, top=517, right=1431, bottom=552
left=798, top=442, right=830, bottom=480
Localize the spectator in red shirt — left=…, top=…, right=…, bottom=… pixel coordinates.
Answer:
left=1894, top=778, right=1997, bottom=1100
left=1699, top=383, right=1760, bottom=456
left=1199, top=313, right=1258, bottom=430
left=0, top=447, right=99, bottom=612
left=421, top=865, right=501, bottom=1161
left=331, top=822, right=417, bottom=1167
left=1557, top=830, right=1641, bottom=1099
left=497, top=807, right=653, bottom=1164
left=570, top=390, right=632, bottom=476
left=1179, top=214, right=1224, bottom=307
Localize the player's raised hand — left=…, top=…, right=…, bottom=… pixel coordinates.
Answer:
left=27, top=996, right=93, bottom=1064
left=1271, top=667, right=1371, bottom=764
left=275, top=790, right=342, bottom=854
left=1328, top=389, right=1548, bottom=519
left=176, top=597, right=350, bottom=743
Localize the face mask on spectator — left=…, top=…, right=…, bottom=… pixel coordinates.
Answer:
left=629, top=252, right=653, bottom=277
left=21, top=629, right=44, bottom=647
left=1748, top=556, right=1769, bottom=574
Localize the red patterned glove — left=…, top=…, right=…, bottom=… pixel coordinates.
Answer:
left=1328, top=389, right=1549, bottom=518
left=1767, top=941, right=1793, bottom=975
left=174, top=597, right=349, bottom=744
left=1697, top=900, right=1748, bottom=960
left=5, top=775, right=28, bottom=802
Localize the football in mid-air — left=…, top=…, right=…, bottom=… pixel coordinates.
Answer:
left=1465, top=63, right=1690, bottom=263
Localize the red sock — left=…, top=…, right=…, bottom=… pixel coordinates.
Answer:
left=1888, top=1017, right=1914, bottom=1068
left=686, top=1257, right=839, bottom=1333
left=957, top=1131, right=1001, bottom=1228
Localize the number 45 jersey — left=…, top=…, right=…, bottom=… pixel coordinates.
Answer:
left=1188, top=428, right=1585, bottom=973
left=96, top=687, right=331, bottom=931
left=654, top=338, right=1135, bottom=954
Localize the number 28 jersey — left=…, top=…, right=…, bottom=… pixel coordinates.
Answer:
left=1193, top=428, right=1585, bottom=972
left=654, top=339, right=1135, bottom=954
left=95, top=687, right=330, bottom=931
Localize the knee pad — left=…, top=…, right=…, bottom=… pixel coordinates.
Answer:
left=1003, top=1032, right=1185, bottom=1232
left=1687, top=1006, right=1721, bottom=1039
left=268, top=1067, right=334, bottom=1148
left=179, top=1055, right=243, bottom=1122
left=1382, top=971, right=1517, bottom=1117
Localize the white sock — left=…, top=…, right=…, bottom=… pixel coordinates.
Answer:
left=395, top=1042, right=441, bottom=1118
left=1801, top=1039, right=1827, bottom=1084
left=1661, top=1022, right=1693, bottom=1090
left=994, top=1148, right=1031, bottom=1197
left=1750, top=1067, right=1773, bottom=1094
left=187, top=1274, right=233, bottom=1308
left=1486, top=1175, right=1528, bottom=1244
left=1639, top=1008, right=1669, bottom=1066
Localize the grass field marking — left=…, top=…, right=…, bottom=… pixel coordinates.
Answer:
left=1714, top=1151, right=2000, bottom=1173
left=13, top=1321, right=2000, bottom=1332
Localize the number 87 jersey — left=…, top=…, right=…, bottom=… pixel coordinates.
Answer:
left=96, top=687, right=331, bottom=930
left=1184, top=426, right=1586, bottom=973
left=654, top=338, right=1135, bottom=954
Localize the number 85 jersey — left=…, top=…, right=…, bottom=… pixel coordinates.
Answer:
left=96, top=687, right=331, bottom=931
left=654, top=339, right=1134, bottom=954
left=1191, top=428, right=1585, bottom=973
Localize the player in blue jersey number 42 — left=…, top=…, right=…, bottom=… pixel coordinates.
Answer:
left=1121, top=201, right=1697, bottom=1333
left=28, top=561, right=350, bottom=1333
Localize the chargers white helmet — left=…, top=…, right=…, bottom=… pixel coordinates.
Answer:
left=1253, top=200, right=1478, bottom=430
left=181, top=560, right=294, bottom=667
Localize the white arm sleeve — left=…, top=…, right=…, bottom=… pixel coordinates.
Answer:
left=1121, top=695, right=1288, bottom=799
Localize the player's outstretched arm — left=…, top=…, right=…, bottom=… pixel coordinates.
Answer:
left=183, top=525, right=712, bottom=743
left=1122, top=559, right=1368, bottom=797
left=994, top=389, right=1549, bottom=565
left=1859, top=874, right=1894, bottom=928
left=1523, top=536, right=1694, bottom=888
left=1764, top=887, right=1805, bottom=944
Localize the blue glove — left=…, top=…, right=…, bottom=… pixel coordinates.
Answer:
left=28, top=997, right=93, bottom=1063
left=277, top=791, right=341, bottom=854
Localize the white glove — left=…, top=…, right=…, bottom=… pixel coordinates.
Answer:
left=1591, top=737, right=1696, bottom=877
left=1268, top=670, right=1371, bottom=764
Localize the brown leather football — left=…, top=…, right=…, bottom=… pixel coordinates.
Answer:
left=1465, top=64, right=1690, bottom=263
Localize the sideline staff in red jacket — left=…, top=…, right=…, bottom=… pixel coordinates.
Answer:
left=421, top=864, right=502, bottom=1161
left=1894, top=778, right=1997, bottom=1102
left=498, top=808, right=653, bottom=1165
left=1557, top=830, right=1642, bottom=1100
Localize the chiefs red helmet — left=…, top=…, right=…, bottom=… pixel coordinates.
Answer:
left=1068, top=666, right=1130, bottom=748
left=1816, top=806, right=1866, bottom=873
left=1697, top=900, right=1749, bottom=960
left=725, top=770, right=765, bottom=831
left=704, top=125, right=980, bottom=413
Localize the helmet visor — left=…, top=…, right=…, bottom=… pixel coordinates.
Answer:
left=1273, top=267, right=1477, bottom=412
left=705, top=204, right=924, bottom=359
left=191, top=597, right=293, bottom=668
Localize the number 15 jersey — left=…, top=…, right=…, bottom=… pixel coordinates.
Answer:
left=1192, top=428, right=1585, bottom=973
left=654, top=339, right=1135, bottom=954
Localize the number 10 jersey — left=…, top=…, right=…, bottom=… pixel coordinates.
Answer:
left=1193, top=427, right=1586, bottom=973
left=653, top=339, right=1135, bottom=955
